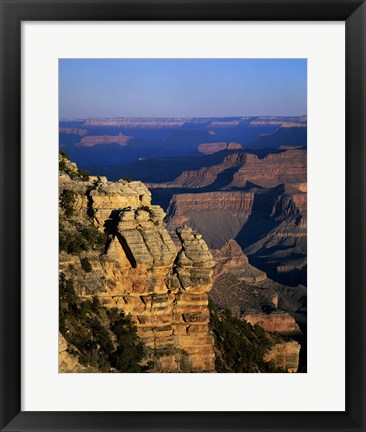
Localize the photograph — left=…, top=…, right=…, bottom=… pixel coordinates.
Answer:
left=58, top=58, right=307, bottom=373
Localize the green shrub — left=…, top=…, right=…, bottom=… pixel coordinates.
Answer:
left=108, top=308, right=145, bottom=372
left=59, top=229, right=89, bottom=254
left=79, top=225, right=108, bottom=249
left=209, top=300, right=285, bottom=373
left=59, top=275, right=145, bottom=372
left=137, top=205, right=155, bottom=219
left=78, top=169, right=90, bottom=181
left=59, top=159, right=67, bottom=172
left=60, top=189, right=76, bottom=217
left=59, top=222, right=108, bottom=255
left=80, top=257, right=92, bottom=272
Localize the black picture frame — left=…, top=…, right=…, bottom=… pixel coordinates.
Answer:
left=1, top=1, right=365, bottom=431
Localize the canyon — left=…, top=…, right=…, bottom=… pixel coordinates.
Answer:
left=149, top=149, right=306, bottom=189
left=59, top=115, right=307, bottom=373
left=59, top=115, right=307, bottom=168
left=147, top=149, right=307, bottom=287
left=59, top=154, right=304, bottom=373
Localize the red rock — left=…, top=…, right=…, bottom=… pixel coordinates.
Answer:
left=149, top=149, right=306, bottom=190
left=229, top=150, right=306, bottom=188
left=242, top=310, right=301, bottom=335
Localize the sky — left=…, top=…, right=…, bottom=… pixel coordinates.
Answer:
left=59, top=59, right=307, bottom=119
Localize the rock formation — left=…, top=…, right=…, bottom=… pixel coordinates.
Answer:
left=162, top=181, right=306, bottom=287
left=209, top=240, right=304, bottom=342
left=79, top=135, right=131, bottom=147
left=152, top=153, right=248, bottom=189
left=198, top=142, right=227, bottom=155
left=229, top=150, right=306, bottom=188
left=211, top=239, right=267, bottom=284
left=264, top=340, right=301, bottom=373
left=148, top=149, right=306, bottom=190
left=166, top=191, right=255, bottom=249
left=59, top=333, right=86, bottom=373
left=59, top=155, right=216, bottom=372
left=198, top=141, right=243, bottom=155
left=59, top=154, right=303, bottom=373
left=242, top=310, right=301, bottom=336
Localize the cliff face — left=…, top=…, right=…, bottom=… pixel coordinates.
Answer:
left=163, top=182, right=306, bottom=286
left=209, top=240, right=303, bottom=357
left=229, top=150, right=306, bottom=187
left=59, top=156, right=215, bottom=372
left=242, top=311, right=301, bottom=336
left=211, top=239, right=267, bottom=284
left=148, top=149, right=306, bottom=190
left=167, top=191, right=254, bottom=216
left=153, top=153, right=248, bottom=189
left=198, top=141, right=243, bottom=155
left=166, top=192, right=255, bottom=249
left=60, top=154, right=303, bottom=373
left=149, top=150, right=306, bottom=286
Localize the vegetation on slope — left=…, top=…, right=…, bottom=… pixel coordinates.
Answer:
left=59, top=150, right=147, bottom=372
left=59, top=150, right=90, bottom=180
left=59, top=220, right=108, bottom=255
left=59, top=274, right=147, bottom=372
left=209, top=300, right=286, bottom=373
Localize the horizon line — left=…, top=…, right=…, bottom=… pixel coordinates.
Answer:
left=59, top=114, right=307, bottom=121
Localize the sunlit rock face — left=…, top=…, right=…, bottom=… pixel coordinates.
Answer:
left=242, top=310, right=301, bottom=336
left=264, top=340, right=301, bottom=373
left=59, top=155, right=215, bottom=372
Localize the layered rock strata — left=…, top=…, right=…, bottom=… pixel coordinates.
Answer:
left=211, top=240, right=267, bottom=284
left=166, top=191, right=254, bottom=249
left=151, top=153, right=248, bottom=189
left=148, top=149, right=306, bottom=190
left=229, top=150, right=306, bottom=188
left=242, top=310, right=301, bottom=336
left=59, top=157, right=216, bottom=372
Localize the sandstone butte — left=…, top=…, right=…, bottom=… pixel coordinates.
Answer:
left=59, top=156, right=301, bottom=373
left=59, top=157, right=216, bottom=372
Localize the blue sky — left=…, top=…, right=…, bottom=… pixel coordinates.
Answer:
left=59, top=59, right=307, bottom=118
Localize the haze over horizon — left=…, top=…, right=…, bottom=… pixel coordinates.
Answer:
left=60, top=114, right=307, bottom=121
left=59, top=59, right=307, bottom=119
